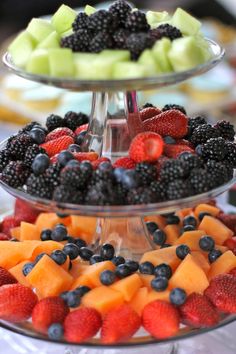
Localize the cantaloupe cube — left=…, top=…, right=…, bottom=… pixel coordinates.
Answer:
left=174, top=230, right=206, bottom=251
left=164, top=225, right=180, bottom=244
left=148, top=289, right=170, bottom=303
left=35, top=213, right=59, bottom=231
left=71, top=274, right=94, bottom=290
left=26, top=255, right=73, bottom=297
left=140, top=246, right=180, bottom=270
left=198, top=216, right=233, bottom=245
left=0, top=241, right=41, bottom=269
left=216, top=245, right=228, bottom=254
left=9, top=261, right=31, bottom=287
left=208, top=251, right=236, bottom=280
left=83, top=261, right=115, bottom=287
left=129, top=287, right=149, bottom=316
left=111, top=274, right=142, bottom=302
left=31, top=240, right=64, bottom=260
left=140, top=274, right=155, bottom=290
left=194, top=204, right=220, bottom=218
left=144, top=215, right=166, bottom=229
left=69, top=259, right=89, bottom=278
left=191, top=251, right=210, bottom=274
left=20, top=222, right=40, bottom=241
left=176, top=208, right=193, bottom=221
left=69, top=216, right=97, bottom=243
left=82, top=286, right=124, bottom=315
left=10, top=227, right=21, bottom=240
left=169, top=254, right=209, bottom=295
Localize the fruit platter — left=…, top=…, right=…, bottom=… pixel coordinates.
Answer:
left=1, top=1, right=236, bottom=352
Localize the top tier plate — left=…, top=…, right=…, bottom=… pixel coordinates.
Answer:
left=3, top=38, right=224, bottom=92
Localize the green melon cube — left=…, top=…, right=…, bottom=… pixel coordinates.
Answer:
left=172, top=8, right=201, bottom=36
left=61, top=29, right=73, bottom=38
left=74, top=53, right=98, bottom=79
left=92, top=50, right=131, bottom=79
left=49, top=48, right=75, bottom=77
left=84, top=5, right=96, bottom=16
left=146, top=11, right=170, bottom=27
left=27, top=18, right=54, bottom=43
left=195, top=35, right=212, bottom=61
left=113, top=62, right=150, bottom=79
left=52, top=5, right=77, bottom=34
left=38, top=31, right=60, bottom=49
left=26, top=49, right=49, bottom=75
left=168, top=36, right=205, bottom=72
left=152, top=38, right=173, bottom=72
left=100, top=50, right=130, bottom=61
left=138, top=49, right=161, bottom=75
left=8, top=31, right=37, bottom=68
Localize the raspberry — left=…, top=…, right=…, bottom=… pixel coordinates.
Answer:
left=64, top=111, right=89, bottom=131
left=72, top=12, right=89, bottom=31
left=162, top=104, right=186, bottom=115
left=53, top=185, right=84, bottom=204
left=61, top=30, right=92, bottom=52
left=46, top=114, right=64, bottom=132
left=151, top=24, right=182, bottom=41
left=126, top=32, right=154, bottom=60
left=89, top=31, right=114, bottom=53
left=0, top=150, right=11, bottom=172
left=190, top=124, right=220, bottom=146
left=109, top=0, right=132, bottom=26
left=201, top=137, right=228, bottom=161
left=24, top=144, right=46, bottom=167
left=214, top=120, right=235, bottom=141
left=135, top=162, right=157, bottom=186
left=1, top=161, right=30, bottom=188
left=125, top=10, right=150, bottom=32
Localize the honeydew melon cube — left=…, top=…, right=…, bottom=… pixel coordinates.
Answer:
left=92, top=50, right=131, bottom=79
left=146, top=11, right=170, bottom=27
left=26, top=49, right=49, bottom=75
left=49, top=48, right=75, bottom=77
left=74, top=53, right=99, bottom=79
left=113, top=62, right=150, bottom=79
left=195, top=35, right=212, bottom=61
left=100, top=50, right=130, bottom=62
left=172, top=8, right=201, bottom=36
left=38, top=31, right=60, bottom=49
left=61, top=29, right=74, bottom=38
left=168, top=36, right=205, bottom=72
left=27, top=18, right=54, bottom=43
left=52, top=5, right=76, bottom=34
left=8, top=31, right=37, bottom=68
left=84, top=5, right=96, bottom=16
left=138, top=49, right=161, bottom=75
left=152, top=38, right=173, bottom=72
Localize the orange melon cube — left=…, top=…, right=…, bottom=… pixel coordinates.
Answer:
left=82, top=286, right=124, bottom=315
left=144, top=215, right=166, bottom=229
left=148, top=289, right=170, bottom=303
left=69, top=216, right=97, bottom=243
left=174, top=230, right=206, bottom=251
left=194, top=204, right=220, bottom=218
left=140, top=274, right=155, bottom=290
left=9, top=260, right=31, bottom=287
left=26, top=255, right=73, bottom=297
left=10, top=227, right=21, bottom=240
left=198, top=216, right=233, bottom=245
left=140, top=246, right=180, bottom=270
left=169, top=254, right=209, bottom=295
left=129, top=287, right=149, bottom=316
left=0, top=241, right=41, bottom=269
left=191, top=251, right=210, bottom=274
left=208, top=251, right=236, bottom=280
left=83, top=261, right=115, bottom=287
left=31, top=240, right=64, bottom=260
left=216, top=245, right=228, bottom=254
left=164, top=225, right=180, bottom=244
left=20, top=222, right=40, bottom=241
left=71, top=274, right=95, bottom=290
left=69, top=259, right=89, bottom=278
left=176, top=208, right=193, bottom=221
left=111, top=274, right=142, bottom=302
left=35, top=213, right=59, bottom=231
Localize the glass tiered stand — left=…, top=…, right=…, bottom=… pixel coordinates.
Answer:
left=1, top=39, right=236, bottom=354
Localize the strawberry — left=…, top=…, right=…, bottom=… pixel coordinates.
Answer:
left=45, top=127, right=75, bottom=142
left=175, top=139, right=194, bottom=149
left=64, top=307, right=102, bottom=343
left=0, top=233, right=10, bottom=241
left=140, top=107, right=161, bottom=122
left=113, top=157, right=136, bottom=169
left=142, top=300, right=180, bottom=339
left=0, top=267, right=17, bottom=287
left=101, top=305, right=141, bottom=344
left=32, top=296, right=69, bottom=333
left=92, top=157, right=111, bottom=170
left=1, top=216, right=20, bottom=237
left=73, top=152, right=98, bottom=162
left=179, top=293, right=219, bottom=327
left=229, top=268, right=236, bottom=276
left=14, top=199, right=40, bottom=224
left=129, top=132, right=164, bottom=163
left=40, top=136, right=74, bottom=157
left=204, top=274, right=236, bottom=313
left=0, top=284, right=38, bottom=322
left=75, top=124, right=89, bottom=135
left=164, top=144, right=194, bottom=158
left=224, top=237, right=236, bottom=255
left=142, top=110, right=188, bottom=139
left=218, top=213, right=236, bottom=233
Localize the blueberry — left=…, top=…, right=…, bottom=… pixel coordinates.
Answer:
left=67, top=236, right=76, bottom=244
left=48, top=323, right=64, bottom=341
left=51, top=224, right=67, bottom=241
left=60, top=291, right=69, bottom=302
left=139, top=261, right=154, bottom=275
left=35, top=252, right=46, bottom=263
left=100, top=270, right=116, bottom=285
left=29, top=127, right=46, bottom=144
left=151, top=276, right=168, bottom=291
left=79, top=161, right=93, bottom=174
left=75, top=131, right=87, bottom=145
left=154, top=263, right=172, bottom=279
left=79, top=247, right=93, bottom=261
left=111, top=256, right=125, bottom=266
left=166, top=215, right=180, bottom=225
left=115, top=264, right=132, bottom=278
left=73, top=286, right=91, bottom=297
left=56, top=213, right=68, bottom=218
left=198, top=212, right=211, bottom=221
left=75, top=238, right=87, bottom=248
left=169, top=288, right=187, bottom=306
left=160, top=243, right=171, bottom=248
left=22, top=262, right=34, bottom=276
left=121, top=170, right=139, bottom=189
left=180, top=225, right=195, bottom=233
left=98, top=161, right=113, bottom=172
left=90, top=255, right=104, bottom=264
left=183, top=216, right=197, bottom=228
left=114, top=168, right=125, bottom=183
left=164, top=136, right=176, bottom=145
left=51, top=250, right=67, bottom=265
left=176, top=244, right=191, bottom=260
left=40, top=229, right=52, bottom=241
left=100, top=244, right=115, bottom=260
left=58, top=150, right=74, bottom=167
left=153, top=229, right=166, bottom=246
left=199, top=236, right=215, bottom=252
left=68, top=144, right=81, bottom=153
left=195, top=144, right=203, bottom=156
left=146, top=221, right=158, bottom=235
left=63, top=243, right=80, bottom=260
left=32, top=154, right=50, bottom=175
left=208, top=249, right=222, bottom=263
left=125, top=260, right=139, bottom=272
left=66, top=160, right=80, bottom=167
left=66, top=291, right=81, bottom=308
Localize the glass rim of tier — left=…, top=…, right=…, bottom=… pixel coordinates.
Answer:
left=2, top=38, right=225, bottom=92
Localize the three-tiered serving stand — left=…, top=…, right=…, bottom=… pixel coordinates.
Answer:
left=1, top=37, right=236, bottom=353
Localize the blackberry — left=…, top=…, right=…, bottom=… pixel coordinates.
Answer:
left=201, top=137, right=227, bottom=161
left=60, top=166, right=89, bottom=189
left=6, top=135, right=16, bottom=149
left=162, top=104, right=186, bottom=114
left=109, top=0, right=132, bottom=26
left=167, top=180, right=193, bottom=200
left=88, top=10, right=118, bottom=33
left=135, top=162, right=157, bottom=186
left=24, top=144, right=46, bottom=167
left=72, top=12, right=89, bottom=31
left=46, top=114, right=64, bottom=132
left=214, top=120, right=235, bottom=141
left=126, top=32, right=155, bottom=60
left=1, top=161, right=30, bottom=188
left=8, top=134, right=33, bottom=160
left=61, top=30, right=91, bottom=52
left=64, top=111, right=88, bottom=131
left=53, top=185, right=84, bottom=204
left=20, top=121, right=42, bottom=133
left=149, top=181, right=167, bottom=202
left=0, top=150, right=11, bottom=172
left=142, top=103, right=155, bottom=109
left=189, top=169, right=212, bottom=194
left=26, top=174, right=54, bottom=199
left=151, top=24, right=182, bottom=41
left=206, top=160, right=231, bottom=186
left=90, top=168, right=115, bottom=186
left=127, top=187, right=154, bottom=205
left=85, top=181, right=119, bottom=205
left=45, top=163, right=62, bottom=188
left=178, top=152, right=203, bottom=172
left=89, top=31, right=114, bottom=53
left=125, top=11, right=150, bottom=33
left=190, top=124, right=220, bottom=146
left=225, top=142, right=236, bottom=168
left=116, top=183, right=127, bottom=204
left=160, top=160, right=188, bottom=182
left=188, top=116, right=207, bottom=134
left=113, top=28, right=129, bottom=49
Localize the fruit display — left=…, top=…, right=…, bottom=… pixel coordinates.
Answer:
left=7, top=1, right=213, bottom=79
left=0, top=200, right=236, bottom=344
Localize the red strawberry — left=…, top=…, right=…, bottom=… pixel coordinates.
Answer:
left=142, top=300, right=180, bottom=339
left=73, top=152, right=98, bottom=162
left=1, top=216, right=20, bottom=237
left=229, top=268, right=236, bottom=276
left=142, top=110, right=188, bottom=139
left=0, top=267, right=17, bottom=287
left=101, top=304, right=141, bottom=344
left=175, top=139, right=194, bottom=148
left=140, top=107, right=161, bottom=122
left=164, top=144, right=194, bottom=158
left=218, top=213, right=236, bottom=233
left=64, top=307, right=102, bottom=343
left=14, top=199, right=40, bottom=224
left=129, top=132, right=164, bottom=163
left=0, top=284, right=38, bottom=322
left=0, top=233, right=10, bottom=241
left=75, top=124, right=89, bottom=135
left=40, top=136, right=74, bottom=157
left=179, top=293, right=219, bottom=327
left=113, top=157, right=136, bottom=169
left=45, top=127, right=75, bottom=142
left=204, top=274, right=236, bottom=313
left=224, top=237, right=236, bottom=255
left=92, top=157, right=111, bottom=170
left=32, top=296, right=69, bottom=333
